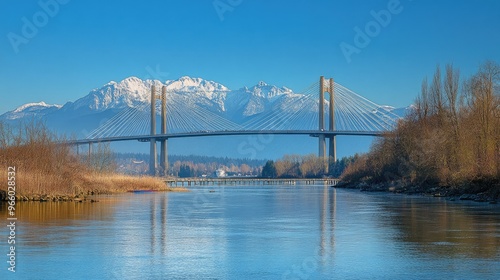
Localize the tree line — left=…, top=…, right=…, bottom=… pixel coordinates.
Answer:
left=342, top=61, right=500, bottom=189
left=261, top=154, right=359, bottom=178
left=172, top=161, right=261, bottom=177
left=115, top=153, right=265, bottom=177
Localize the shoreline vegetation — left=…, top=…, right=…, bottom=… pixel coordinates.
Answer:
left=0, top=121, right=187, bottom=202
left=339, top=61, right=500, bottom=203
left=2, top=62, right=499, bottom=204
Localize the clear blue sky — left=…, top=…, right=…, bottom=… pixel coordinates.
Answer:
left=1, top=0, right=499, bottom=114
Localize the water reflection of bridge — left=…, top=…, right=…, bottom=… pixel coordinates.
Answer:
left=320, top=186, right=336, bottom=260
left=150, top=195, right=168, bottom=255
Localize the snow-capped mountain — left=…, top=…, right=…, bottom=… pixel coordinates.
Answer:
left=57, top=76, right=229, bottom=115
left=167, top=76, right=229, bottom=98
left=63, top=76, right=229, bottom=112
left=225, top=81, right=295, bottom=118
left=1, top=76, right=411, bottom=132
left=69, top=77, right=155, bottom=111
left=0, top=76, right=302, bottom=136
left=2, top=102, right=62, bottom=120
left=0, top=76, right=410, bottom=159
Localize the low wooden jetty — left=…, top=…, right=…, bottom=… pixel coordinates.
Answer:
left=165, top=177, right=339, bottom=187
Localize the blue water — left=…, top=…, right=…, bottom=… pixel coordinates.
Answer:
left=1, top=185, right=500, bottom=279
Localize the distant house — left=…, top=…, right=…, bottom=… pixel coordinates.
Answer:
left=215, top=169, right=226, bottom=178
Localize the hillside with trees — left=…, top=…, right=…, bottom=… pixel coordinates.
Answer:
left=341, top=61, right=500, bottom=201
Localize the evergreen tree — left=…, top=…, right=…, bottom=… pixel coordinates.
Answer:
left=179, top=164, right=192, bottom=178
left=261, top=160, right=277, bottom=178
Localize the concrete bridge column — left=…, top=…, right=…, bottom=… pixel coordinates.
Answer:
left=319, top=76, right=327, bottom=166
left=319, top=76, right=337, bottom=173
left=160, top=86, right=168, bottom=176
left=150, top=85, right=157, bottom=176
left=328, top=78, right=337, bottom=164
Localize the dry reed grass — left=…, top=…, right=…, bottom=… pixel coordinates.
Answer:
left=78, top=173, right=188, bottom=194
left=0, top=120, right=188, bottom=197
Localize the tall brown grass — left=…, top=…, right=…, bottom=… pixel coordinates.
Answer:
left=0, top=120, right=180, bottom=196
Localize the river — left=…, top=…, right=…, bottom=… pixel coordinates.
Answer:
left=1, top=185, right=499, bottom=279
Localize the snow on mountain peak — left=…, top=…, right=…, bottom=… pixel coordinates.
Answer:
left=118, top=76, right=147, bottom=90
left=13, top=101, right=61, bottom=113
left=71, top=76, right=152, bottom=111
left=165, top=76, right=230, bottom=101
left=379, top=105, right=396, bottom=111
left=167, top=76, right=228, bottom=91
left=67, top=76, right=234, bottom=111
left=80, top=76, right=295, bottom=113
left=2, top=101, right=62, bottom=120
left=0, top=76, right=413, bottom=142
left=248, top=81, right=292, bottom=99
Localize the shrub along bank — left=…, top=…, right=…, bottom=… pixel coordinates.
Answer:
left=340, top=62, right=500, bottom=202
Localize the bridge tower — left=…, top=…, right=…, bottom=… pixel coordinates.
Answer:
left=150, top=85, right=168, bottom=176
left=318, top=76, right=336, bottom=173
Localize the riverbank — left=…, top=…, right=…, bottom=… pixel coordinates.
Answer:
left=337, top=63, right=500, bottom=205
left=0, top=173, right=189, bottom=202
left=335, top=178, right=500, bottom=203
left=0, top=121, right=190, bottom=202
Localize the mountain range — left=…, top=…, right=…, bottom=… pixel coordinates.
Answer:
left=0, top=76, right=412, bottom=159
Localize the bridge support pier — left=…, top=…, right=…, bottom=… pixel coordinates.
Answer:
left=328, top=78, right=337, bottom=165
left=150, top=140, right=157, bottom=176
left=160, top=86, right=168, bottom=176
left=150, top=85, right=168, bottom=176
left=319, top=76, right=327, bottom=171
left=150, top=85, right=157, bottom=176
left=319, top=135, right=326, bottom=163
left=328, top=136, right=336, bottom=164
left=318, top=76, right=336, bottom=173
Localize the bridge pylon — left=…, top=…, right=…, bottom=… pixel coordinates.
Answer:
left=150, top=85, right=168, bottom=176
left=318, top=76, right=336, bottom=173
left=160, top=86, right=168, bottom=176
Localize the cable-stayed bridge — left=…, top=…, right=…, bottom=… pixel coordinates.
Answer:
left=69, top=76, right=402, bottom=176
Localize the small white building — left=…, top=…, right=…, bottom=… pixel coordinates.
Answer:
left=215, top=169, right=226, bottom=178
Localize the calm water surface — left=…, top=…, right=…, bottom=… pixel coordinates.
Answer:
left=1, top=185, right=499, bottom=279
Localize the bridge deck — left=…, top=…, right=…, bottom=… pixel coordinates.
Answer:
left=67, top=130, right=384, bottom=145
left=166, top=177, right=339, bottom=187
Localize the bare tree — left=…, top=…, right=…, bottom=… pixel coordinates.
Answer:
left=430, top=65, right=445, bottom=119
left=88, top=143, right=116, bottom=173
